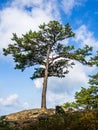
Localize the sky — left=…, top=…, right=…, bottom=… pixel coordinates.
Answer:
left=0, top=0, right=98, bottom=116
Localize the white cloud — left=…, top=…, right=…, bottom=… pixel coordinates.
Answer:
left=48, top=63, right=92, bottom=93
left=0, top=0, right=61, bottom=53
left=11, top=0, right=43, bottom=8
left=44, top=0, right=61, bottom=21
left=0, top=7, right=34, bottom=50
left=0, top=6, right=53, bottom=51
left=0, top=94, right=30, bottom=109
left=61, top=0, right=85, bottom=16
left=34, top=78, right=43, bottom=89
left=0, top=94, right=18, bottom=106
left=74, top=25, right=98, bottom=50
left=0, top=94, right=30, bottom=115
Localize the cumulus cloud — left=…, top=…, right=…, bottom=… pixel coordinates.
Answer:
left=0, top=7, right=36, bottom=50
left=0, top=7, right=52, bottom=51
left=74, top=25, right=98, bottom=50
left=0, top=0, right=61, bottom=52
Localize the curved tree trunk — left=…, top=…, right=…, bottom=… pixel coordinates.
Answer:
left=41, top=46, right=50, bottom=109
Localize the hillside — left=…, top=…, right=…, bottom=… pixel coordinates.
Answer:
left=0, top=108, right=98, bottom=130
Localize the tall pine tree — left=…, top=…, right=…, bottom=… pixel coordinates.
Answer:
left=3, top=20, right=92, bottom=109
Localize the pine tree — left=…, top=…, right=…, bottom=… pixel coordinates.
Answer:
left=74, top=73, right=98, bottom=110
left=3, top=20, right=92, bottom=109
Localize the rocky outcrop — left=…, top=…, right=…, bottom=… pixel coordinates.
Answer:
left=5, top=108, right=55, bottom=121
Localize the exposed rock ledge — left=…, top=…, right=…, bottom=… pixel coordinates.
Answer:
left=5, top=108, right=55, bottom=121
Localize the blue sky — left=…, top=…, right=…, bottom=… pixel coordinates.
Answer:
left=0, top=0, right=98, bottom=116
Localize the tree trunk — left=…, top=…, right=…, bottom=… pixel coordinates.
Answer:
left=41, top=46, right=50, bottom=109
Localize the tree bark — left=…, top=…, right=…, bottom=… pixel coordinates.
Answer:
left=41, top=46, right=50, bottom=109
